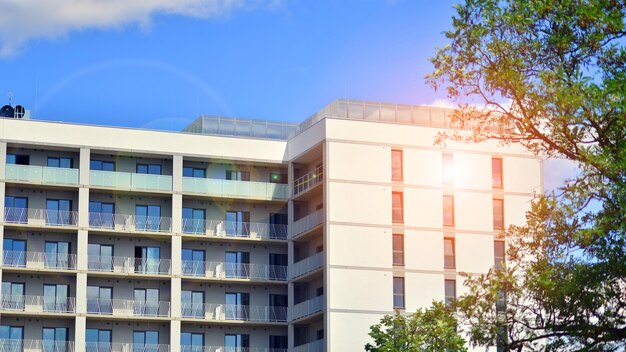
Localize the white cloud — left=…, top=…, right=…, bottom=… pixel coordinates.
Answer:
left=0, top=0, right=279, bottom=57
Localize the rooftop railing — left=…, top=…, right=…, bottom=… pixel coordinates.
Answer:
left=181, top=260, right=287, bottom=281
left=88, top=256, right=171, bottom=275
left=5, top=164, right=79, bottom=185
left=90, top=170, right=172, bottom=192
left=184, top=115, right=298, bottom=141
left=182, top=177, right=289, bottom=201
left=181, top=303, right=288, bottom=323
left=0, top=294, right=76, bottom=313
left=181, top=219, right=287, bottom=240
left=289, top=209, right=324, bottom=239
left=2, top=250, right=76, bottom=270
left=89, top=212, right=172, bottom=233
left=4, top=207, right=78, bottom=227
left=293, top=165, right=323, bottom=196
left=0, top=339, right=76, bottom=352
left=290, top=295, right=325, bottom=321
left=86, top=298, right=171, bottom=317
left=289, top=252, right=324, bottom=280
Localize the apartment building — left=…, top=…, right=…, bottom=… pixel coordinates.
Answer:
left=0, top=99, right=542, bottom=352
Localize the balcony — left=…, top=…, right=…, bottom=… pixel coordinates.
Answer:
left=89, top=212, right=172, bottom=233
left=2, top=250, right=77, bottom=270
left=181, top=261, right=287, bottom=281
left=0, top=340, right=76, bottom=352
left=86, top=298, right=171, bottom=318
left=90, top=343, right=170, bottom=352
left=3, top=207, right=78, bottom=227
left=181, top=219, right=287, bottom=240
left=182, top=177, right=289, bottom=201
left=293, top=165, right=323, bottom=197
left=182, top=347, right=286, bottom=352
left=90, top=170, right=172, bottom=192
left=289, top=209, right=324, bottom=239
left=290, top=295, right=324, bottom=321
left=289, top=252, right=324, bottom=280
left=88, top=256, right=172, bottom=275
left=181, top=303, right=288, bottom=323
left=293, top=340, right=325, bottom=352
left=0, top=295, right=76, bottom=314
left=5, top=164, right=79, bottom=186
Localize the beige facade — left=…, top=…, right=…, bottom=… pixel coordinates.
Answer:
left=0, top=99, right=542, bottom=352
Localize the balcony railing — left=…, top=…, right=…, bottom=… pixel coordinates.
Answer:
left=86, top=298, right=171, bottom=317
left=89, top=212, right=172, bottom=233
left=2, top=250, right=77, bottom=270
left=182, top=347, right=287, bottom=352
left=181, top=219, right=287, bottom=240
left=289, top=252, right=324, bottom=280
left=88, top=256, right=172, bottom=275
left=4, top=207, right=78, bottom=227
left=182, top=177, right=289, bottom=201
left=293, top=339, right=325, bottom=352
left=0, top=294, right=76, bottom=313
left=0, top=339, right=76, bottom=352
left=90, top=170, right=173, bottom=192
left=289, top=209, right=324, bottom=239
left=181, top=303, right=288, bottom=323
left=181, top=261, right=287, bottom=281
left=5, top=164, right=79, bottom=186
left=290, top=295, right=325, bottom=321
left=91, top=343, right=170, bottom=352
left=293, top=165, right=323, bottom=196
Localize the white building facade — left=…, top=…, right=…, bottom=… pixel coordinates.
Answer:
left=0, top=99, right=542, bottom=351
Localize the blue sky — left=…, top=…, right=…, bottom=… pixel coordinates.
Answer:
left=0, top=0, right=457, bottom=130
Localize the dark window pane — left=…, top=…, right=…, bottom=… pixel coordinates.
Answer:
left=392, top=234, right=404, bottom=266
left=444, top=238, right=455, bottom=269
left=392, top=192, right=403, bottom=223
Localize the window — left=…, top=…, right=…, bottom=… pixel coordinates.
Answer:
left=135, top=205, right=161, bottom=232
left=225, top=211, right=250, bottom=237
left=444, top=238, right=455, bottom=269
left=90, top=160, right=115, bottom=171
left=136, top=164, right=161, bottom=175
left=89, top=201, right=115, bottom=228
left=269, top=336, right=288, bottom=349
left=316, top=286, right=324, bottom=296
left=181, top=332, right=204, bottom=350
left=492, top=157, right=503, bottom=188
left=3, top=239, right=26, bottom=267
left=43, top=284, right=69, bottom=312
left=44, top=241, right=70, bottom=269
left=225, top=334, right=249, bottom=349
left=445, top=279, right=456, bottom=305
left=226, top=170, right=250, bottom=181
left=181, top=290, right=204, bottom=318
left=42, top=327, right=69, bottom=351
left=181, top=248, right=205, bottom=276
left=46, top=199, right=73, bottom=225
left=270, top=172, right=287, bottom=184
left=269, top=294, right=288, bottom=321
left=317, top=329, right=325, bottom=340
left=47, top=157, right=72, bottom=168
left=493, top=199, right=504, bottom=230
left=392, top=192, right=404, bottom=223
left=133, top=331, right=159, bottom=350
left=442, top=153, right=454, bottom=185
left=86, top=329, right=112, bottom=351
left=87, top=286, right=112, bottom=314
left=5, top=196, right=28, bottom=223
left=182, top=207, right=205, bottom=234
left=6, top=153, right=29, bottom=165
left=392, top=234, right=404, bottom=266
left=443, top=195, right=455, bottom=227
left=225, top=251, right=250, bottom=278
left=269, top=213, right=288, bottom=239
left=135, top=246, right=161, bottom=274
left=494, top=241, right=505, bottom=270
left=2, top=282, right=25, bottom=310
left=391, top=149, right=403, bottom=181
left=183, top=166, right=206, bottom=178
left=88, top=244, right=113, bottom=271
left=0, top=326, right=23, bottom=346
left=225, top=292, right=250, bottom=320
left=393, top=277, right=405, bottom=308
left=269, top=253, right=288, bottom=280
left=134, top=288, right=160, bottom=316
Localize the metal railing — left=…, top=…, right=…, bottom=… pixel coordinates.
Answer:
left=89, top=212, right=172, bottom=233
left=181, top=219, right=288, bottom=240
left=4, top=207, right=78, bottom=227
left=5, top=164, right=79, bottom=185
left=289, top=252, right=324, bottom=280
left=290, top=295, right=325, bottom=321
left=289, top=209, right=324, bottom=239
left=0, top=294, right=76, bottom=313
left=90, top=170, right=173, bottom=192
left=2, top=250, right=77, bottom=270
left=181, top=303, right=288, bottom=323
left=293, top=339, right=325, bottom=352
left=181, top=260, right=287, bottom=281
left=87, top=256, right=171, bottom=275
left=0, top=339, right=76, bottom=352
left=293, top=165, right=323, bottom=196
left=181, top=347, right=287, bottom=352
left=183, top=114, right=298, bottom=141
left=86, top=298, right=170, bottom=317
left=93, top=343, right=170, bottom=352
left=182, top=178, right=290, bottom=200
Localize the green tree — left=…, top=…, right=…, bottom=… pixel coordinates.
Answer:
left=424, top=0, right=626, bottom=351
left=365, top=301, right=468, bottom=352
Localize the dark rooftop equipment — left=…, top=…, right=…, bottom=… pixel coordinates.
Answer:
left=0, top=104, right=14, bottom=118
left=14, top=105, right=25, bottom=119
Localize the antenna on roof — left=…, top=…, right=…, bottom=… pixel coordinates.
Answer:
left=7, top=91, right=13, bottom=106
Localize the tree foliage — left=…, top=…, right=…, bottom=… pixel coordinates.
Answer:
left=424, top=0, right=626, bottom=351
left=365, top=302, right=468, bottom=352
